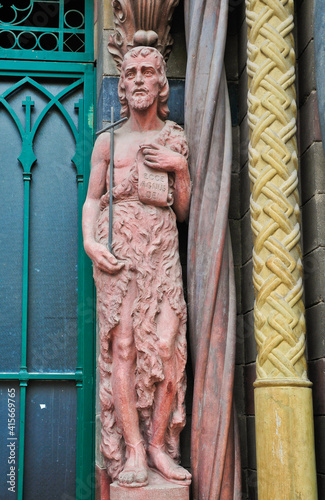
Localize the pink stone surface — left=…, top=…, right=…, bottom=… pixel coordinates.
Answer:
left=83, top=47, right=191, bottom=489
left=110, top=470, right=189, bottom=500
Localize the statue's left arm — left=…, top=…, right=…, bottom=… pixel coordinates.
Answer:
left=141, top=143, right=191, bottom=221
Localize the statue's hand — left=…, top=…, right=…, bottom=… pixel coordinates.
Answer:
left=140, top=143, right=187, bottom=173
left=84, top=241, right=125, bottom=274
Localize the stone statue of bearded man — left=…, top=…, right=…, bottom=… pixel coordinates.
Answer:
left=82, top=46, right=191, bottom=488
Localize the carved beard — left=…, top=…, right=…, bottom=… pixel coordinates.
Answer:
left=129, top=91, right=157, bottom=111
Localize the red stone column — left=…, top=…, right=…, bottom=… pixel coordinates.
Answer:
left=184, top=0, right=241, bottom=498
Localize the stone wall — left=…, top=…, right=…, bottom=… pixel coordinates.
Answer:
left=226, top=2, right=257, bottom=497
left=297, top=0, right=325, bottom=497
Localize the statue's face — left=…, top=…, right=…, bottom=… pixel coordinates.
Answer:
left=122, top=53, right=160, bottom=112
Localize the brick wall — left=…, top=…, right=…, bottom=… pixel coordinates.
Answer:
left=226, top=2, right=258, bottom=498
left=296, top=0, right=325, bottom=497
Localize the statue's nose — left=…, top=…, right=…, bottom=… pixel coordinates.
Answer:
left=135, top=71, right=143, bottom=84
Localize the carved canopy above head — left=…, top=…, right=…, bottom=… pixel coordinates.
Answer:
left=108, top=0, right=179, bottom=71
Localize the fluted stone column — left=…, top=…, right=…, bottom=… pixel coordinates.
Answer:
left=246, top=0, right=318, bottom=497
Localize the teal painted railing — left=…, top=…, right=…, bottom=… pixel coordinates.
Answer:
left=0, top=0, right=94, bottom=62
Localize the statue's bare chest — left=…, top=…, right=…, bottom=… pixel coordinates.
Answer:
left=112, top=129, right=163, bottom=184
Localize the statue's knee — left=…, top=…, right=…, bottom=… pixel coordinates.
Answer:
left=158, top=336, right=175, bottom=361
left=114, top=336, right=136, bottom=362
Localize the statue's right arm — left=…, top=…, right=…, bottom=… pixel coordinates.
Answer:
left=82, top=134, right=124, bottom=274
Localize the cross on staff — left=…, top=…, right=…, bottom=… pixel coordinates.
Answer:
left=96, top=107, right=127, bottom=253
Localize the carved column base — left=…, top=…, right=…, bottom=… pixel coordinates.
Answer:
left=255, top=386, right=317, bottom=499
left=110, top=470, right=189, bottom=500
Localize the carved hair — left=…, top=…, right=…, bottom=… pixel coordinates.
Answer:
left=118, top=46, right=170, bottom=120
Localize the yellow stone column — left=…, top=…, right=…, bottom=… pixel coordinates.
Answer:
left=245, top=0, right=318, bottom=497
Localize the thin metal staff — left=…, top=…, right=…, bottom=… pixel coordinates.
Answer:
left=96, top=107, right=127, bottom=253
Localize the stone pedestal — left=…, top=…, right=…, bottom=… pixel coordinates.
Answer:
left=110, top=470, right=189, bottom=500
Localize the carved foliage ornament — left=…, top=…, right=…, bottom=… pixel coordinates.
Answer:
left=108, top=0, right=179, bottom=71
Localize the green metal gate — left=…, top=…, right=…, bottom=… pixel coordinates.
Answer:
left=0, top=2, right=95, bottom=499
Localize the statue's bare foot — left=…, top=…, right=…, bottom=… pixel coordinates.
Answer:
left=148, top=443, right=192, bottom=485
left=118, top=440, right=148, bottom=488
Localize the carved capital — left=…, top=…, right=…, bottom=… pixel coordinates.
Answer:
left=108, top=0, right=179, bottom=71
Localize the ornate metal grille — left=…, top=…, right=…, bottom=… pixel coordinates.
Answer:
left=0, top=0, right=92, bottom=61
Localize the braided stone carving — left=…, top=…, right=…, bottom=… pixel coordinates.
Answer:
left=246, top=0, right=309, bottom=384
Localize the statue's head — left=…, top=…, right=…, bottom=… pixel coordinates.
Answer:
left=118, top=46, right=169, bottom=120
